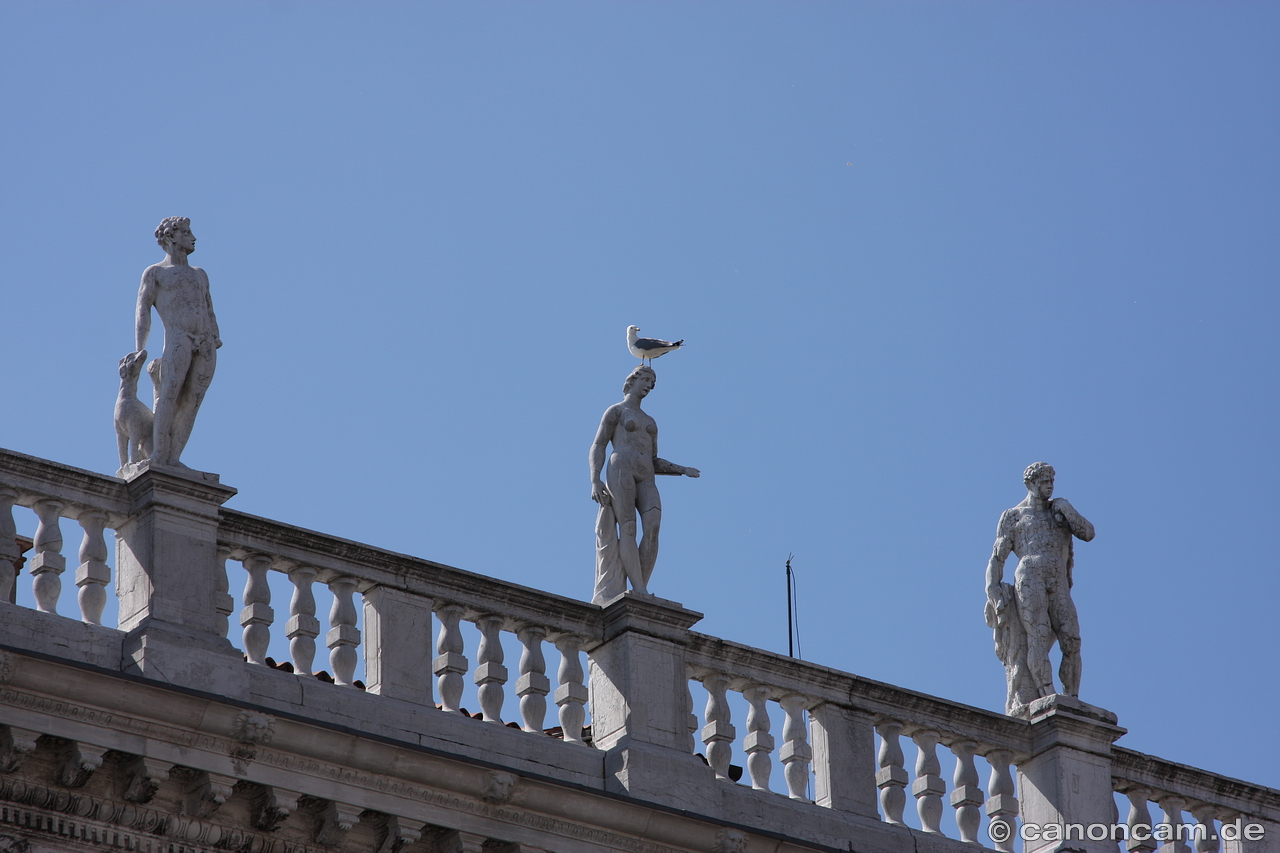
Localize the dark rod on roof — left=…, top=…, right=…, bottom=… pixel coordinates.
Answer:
left=786, top=553, right=795, bottom=658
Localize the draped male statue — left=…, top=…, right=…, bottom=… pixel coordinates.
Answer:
left=985, top=462, right=1095, bottom=717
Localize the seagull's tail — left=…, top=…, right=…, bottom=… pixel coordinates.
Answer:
left=674, top=340, right=684, bottom=347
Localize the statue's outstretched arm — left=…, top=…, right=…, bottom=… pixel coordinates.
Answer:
left=653, top=457, right=699, bottom=477
left=1052, top=498, right=1094, bottom=542
left=134, top=269, right=157, bottom=353
left=651, top=431, right=699, bottom=478
left=986, top=511, right=1015, bottom=598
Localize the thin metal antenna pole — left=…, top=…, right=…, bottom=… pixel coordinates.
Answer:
left=786, top=554, right=794, bottom=658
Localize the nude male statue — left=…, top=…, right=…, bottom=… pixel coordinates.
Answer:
left=131, top=217, right=221, bottom=470
left=985, top=462, right=1094, bottom=714
left=589, top=366, right=699, bottom=603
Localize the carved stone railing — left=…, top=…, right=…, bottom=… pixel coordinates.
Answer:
left=217, top=509, right=600, bottom=740
left=0, top=449, right=131, bottom=625
left=1112, top=748, right=1280, bottom=853
left=685, top=632, right=1033, bottom=847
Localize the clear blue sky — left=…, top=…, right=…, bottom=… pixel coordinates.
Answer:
left=2, top=1, right=1277, bottom=801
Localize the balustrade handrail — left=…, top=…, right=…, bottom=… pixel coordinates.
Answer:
left=219, top=509, right=606, bottom=643
left=1113, top=746, right=1280, bottom=823
left=686, top=631, right=1032, bottom=756
left=0, top=448, right=130, bottom=521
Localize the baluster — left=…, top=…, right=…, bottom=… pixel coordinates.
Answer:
left=1157, top=795, right=1191, bottom=853
left=30, top=500, right=66, bottom=613
left=742, top=684, right=774, bottom=792
left=948, top=740, right=983, bottom=843
left=240, top=554, right=274, bottom=665
left=1125, top=787, right=1158, bottom=853
left=434, top=604, right=467, bottom=712
left=1192, top=806, right=1219, bottom=853
left=701, top=674, right=735, bottom=782
left=912, top=729, right=945, bottom=834
left=0, top=489, right=20, bottom=601
left=214, top=547, right=234, bottom=638
left=327, top=576, right=359, bottom=686
left=875, top=720, right=908, bottom=824
left=984, top=748, right=1019, bottom=853
left=474, top=615, right=507, bottom=723
left=553, top=635, right=586, bottom=744
left=779, top=693, right=812, bottom=802
left=683, top=677, right=698, bottom=752
left=285, top=567, right=318, bottom=675
left=516, top=626, right=549, bottom=733
left=74, top=511, right=110, bottom=625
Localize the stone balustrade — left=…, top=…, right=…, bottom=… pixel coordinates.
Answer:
left=0, top=449, right=132, bottom=625
left=685, top=631, right=1033, bottom=847
left=217, top=509, right=600, bottom=739
left=1111, top=748, right=1280, bottom=853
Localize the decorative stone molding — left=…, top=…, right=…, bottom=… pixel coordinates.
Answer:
left=230, top=710, right=276, bottom=773
left=234, top=707, right=278, bottom=746
left=56, top=740, right=107, bottom=788
left=713, top=827, right=748, bottom=853
left=121, top=755, right=171, bottom=803
left=315, top=800, right=363, bottom=846
left=480, top=771, right=519, bottom=805
left=0, top=728, right=38, bottom=774
left=251, top=784, right=300, bottom=832
left=436, top=829, right=488, bottom=853
left=179, top=769, right=237, bottom=818
left=0, top=653, right=15, bottom=686
left=375, top=814, right=422, bottom=853
left=0, top=835, right=29, bottom=853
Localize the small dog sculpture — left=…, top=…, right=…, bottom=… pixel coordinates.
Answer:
left=114, top=350, right=158, bottom=467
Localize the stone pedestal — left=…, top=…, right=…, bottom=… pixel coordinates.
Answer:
left=811, top=703, right=879, bottom=817
left=363, top=585, right=434, bottom=705
left=1018, top=695, right=1126, bottom=853
left=588, top=592, right=716, bottom=811
left=115, top=463, right=246, bottom=696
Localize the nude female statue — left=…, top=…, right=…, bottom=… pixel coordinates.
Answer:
left=589, top=366, right=699, bottom=603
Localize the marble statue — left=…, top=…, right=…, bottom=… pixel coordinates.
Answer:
left=114, top=350, right=155, bottom=468
left=130, top=217, right=221, bottom=470
left=985, top=462, right=1095, bottom=717
left=589, top=366, right=699, bottom=603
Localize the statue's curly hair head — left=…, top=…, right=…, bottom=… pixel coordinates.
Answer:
left=154, top=216, right=191, bottom=246
left=1023, top=461, right=1055, bottom=488
left=623, top=365, right=656, bottom=395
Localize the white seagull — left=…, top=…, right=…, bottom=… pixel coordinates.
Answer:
left=627, top=325, right=684, bottom=365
